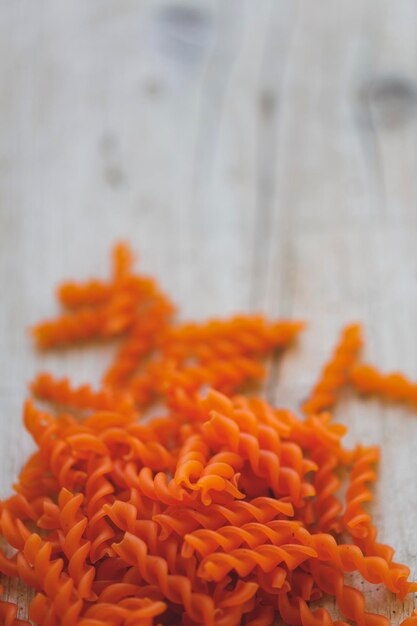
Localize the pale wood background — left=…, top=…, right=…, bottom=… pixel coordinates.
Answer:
left=1, top=0, right=417, bottom=623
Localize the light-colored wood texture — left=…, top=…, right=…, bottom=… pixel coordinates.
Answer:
left=1, top=0, right=417, bottom=622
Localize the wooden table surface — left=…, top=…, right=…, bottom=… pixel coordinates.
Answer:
left=1, top=1, right=417, bottom=622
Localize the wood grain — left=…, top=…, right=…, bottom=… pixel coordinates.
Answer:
left=1, top=0, right=417, bottom=622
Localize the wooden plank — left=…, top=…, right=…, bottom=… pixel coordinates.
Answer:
left=1, top=0, right=417, bottom=623
left=261, top=1, right=417, bottom=622
left=272, top=227, right=417, bottom=622
left=0, top=0, right=274, bottom=618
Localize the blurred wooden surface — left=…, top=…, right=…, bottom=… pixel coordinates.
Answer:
left=1, top=0, right=417, bottom=622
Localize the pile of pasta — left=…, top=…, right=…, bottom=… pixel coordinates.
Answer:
left=1, top=243, right=417, bottom=626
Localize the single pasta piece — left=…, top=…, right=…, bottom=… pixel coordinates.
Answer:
left=351, top=363, right=417, bottom=405
left=342, top=444, right=379, bottom=539
left=30, top=372, right=136, bottom=415
left=302, top=323, right=363, bottom=415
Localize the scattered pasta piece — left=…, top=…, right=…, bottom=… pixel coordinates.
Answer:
left=0, top=243, right=415, bottom=626
left=302, top=323, right=363, bottom=415
left=351, top=363, right=417, bottom=406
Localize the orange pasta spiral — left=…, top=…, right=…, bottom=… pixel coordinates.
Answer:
left=351, top=363, right=417, bottom=405
left=31, top=373, right=135, bottom=415
left=302, top=323, right=363, bottom=415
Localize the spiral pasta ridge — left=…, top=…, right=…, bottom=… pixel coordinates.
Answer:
left=112, top=531, right=218, bottom=625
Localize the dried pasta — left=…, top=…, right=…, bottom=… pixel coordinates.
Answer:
left=351, top=363, right=417, bottom=406
left=0, top=243, right=415, bottom=625
left=302, top=323, right=363, bottom=415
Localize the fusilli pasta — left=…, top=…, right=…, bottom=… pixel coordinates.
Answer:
left=0, top=244, right=415, bottom=625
